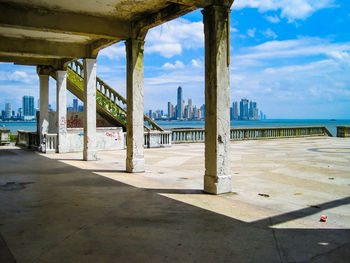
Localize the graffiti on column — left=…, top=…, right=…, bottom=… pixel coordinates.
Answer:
left=59, top=116, right=66, bottom=132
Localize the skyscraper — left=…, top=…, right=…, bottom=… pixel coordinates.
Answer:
left=73, top=99, right=78, bottom=112
left=233, top=101, right=239, bottom=120
left=239, top=99, right=249, bottom=120
left=176, top=86, right=183, bottom=119
left=168, top=102, right=174, bottom=119
left=5, top=103, right=12, bottom=119
left=22, top=96, right=35, bottom=120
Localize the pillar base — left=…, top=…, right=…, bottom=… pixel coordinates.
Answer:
left=39, top=144, right=46, bottom=153
left=126, top=157, right=145, bottom=173
left=83, top=150, right=97, bottom=161
left=204, top=174, right=232, bottom=194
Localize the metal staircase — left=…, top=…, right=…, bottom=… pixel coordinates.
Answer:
left=53, top=61, right=163, bottom=131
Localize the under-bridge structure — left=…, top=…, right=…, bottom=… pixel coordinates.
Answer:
left=0, top=0, right=234, bottom=194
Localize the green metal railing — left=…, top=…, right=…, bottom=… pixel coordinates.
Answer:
left=337, top=126, right=350, bottom=137
left=67, top=60, right=163, bottom=131
left=172, top=126, right=333, bottom=143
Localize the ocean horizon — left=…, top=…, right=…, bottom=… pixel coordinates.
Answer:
left=1, top=119, right=350, bottom=136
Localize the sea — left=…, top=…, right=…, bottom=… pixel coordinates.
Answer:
left=1, top=119, right=350, bottom=137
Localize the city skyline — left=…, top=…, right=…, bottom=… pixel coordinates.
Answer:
left=1, top=1, right=350, bottom=119
left=0, top=97, right=83, bottom=121
left=147, top=86, right=266, bottom=121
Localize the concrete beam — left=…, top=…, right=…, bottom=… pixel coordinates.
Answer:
left=0, top=3, right=130, bottom=40
left=0, top=37, right=88, bottom=59
left=83, top=58, right=97, bottom=161
left=0, top=56, right=71, bottom=67
left=126, top=39, right=145, bottom=172
left=203, top=5, right=232, bottom=194
left=132, top=3, right=196, bottom=38
left=89, top=39, right=118, bottom=58
left=167, top=0, right=214, bottom=8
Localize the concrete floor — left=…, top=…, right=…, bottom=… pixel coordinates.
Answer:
left=0, top=137, right=350, bottom=262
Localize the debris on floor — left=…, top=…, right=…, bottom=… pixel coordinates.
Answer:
left=320, top=215, right=327, bottom=222
left=258, top=193, right=270, bottom=198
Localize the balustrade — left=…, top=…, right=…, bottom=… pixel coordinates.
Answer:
left=337, top=126, right=350, bottom=137
left=44, top=134, right=58, bottom=153
left=16, top=130, right=39, bottom=149
left=172, top=126, right=332, bottom=144
left=0, top=128, right=10, bottom=145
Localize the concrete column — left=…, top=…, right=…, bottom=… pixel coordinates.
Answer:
left=203, top=5, right=232, bottom=194
left=83, top=58, right=97, bottom=161
left=38, top=74, right=49, bottom=152
left=56, top=70, right=68, bottom=153
left=125, top=39, right=145, bottom=172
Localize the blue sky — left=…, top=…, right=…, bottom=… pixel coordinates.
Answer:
left=1, top=0, right=350, bottom=119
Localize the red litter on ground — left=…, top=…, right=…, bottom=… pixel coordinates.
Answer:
left=320, top=215, right=327, bottom=222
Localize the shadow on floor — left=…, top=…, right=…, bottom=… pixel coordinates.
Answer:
left=0, top=147, right=349, bottom=263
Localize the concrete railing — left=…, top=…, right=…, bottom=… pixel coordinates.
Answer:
left=172, top=129, right=205, bottom=143
left=172, top=126, right=333, bottom=144
left=0, top=128, right=10, bottom=145
left=144, top=131, right=172, bottom=148
left=44, top=134, right=58, bottom=153
left=124, top=131, right=172, bottom=149
left=16, top=130, right=39, bottom=149
left=337, top=126, right=350, bottom=137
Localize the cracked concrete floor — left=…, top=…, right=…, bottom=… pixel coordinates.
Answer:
left=0, top=137, right=350, bottom=262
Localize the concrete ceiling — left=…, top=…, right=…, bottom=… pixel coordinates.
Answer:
left=0, top=0, right=233, bottom=68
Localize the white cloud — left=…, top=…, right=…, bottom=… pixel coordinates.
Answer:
left=191, top=59, right=202, bottom=68
left=233, top=0, right=335, bottom=21
left=262, top=28, right=277, bottom=39
left=162, top=60, right=185, bottom=70
left=230, top=37, right=350, bottom=118
left=145, top=18, right=204, bottom=58
left=230, top=27, right=238, bottom=33
left=247, top=28, right=256, bottom=38
left=147, top=43, right=182, bottom=58
left=99, top=43, right=125, bottom=60
left=265, top=15, right=280, bottom=23
left=0, top=69, right=36, bottom=84
left=234, top=37, right=350, bottom=62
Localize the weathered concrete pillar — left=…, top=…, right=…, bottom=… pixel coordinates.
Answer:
left=83, top=58, right=97, bottom=161
left=37, top=68, right=49, bottom=152
left=203, top=5, right=232, bottom=194
left=125, top=39, right=145, bottom=172
left=56, top=70, right=68, bottom=153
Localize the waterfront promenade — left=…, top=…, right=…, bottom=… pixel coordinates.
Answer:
left=1, top=137, right=350, bottom=262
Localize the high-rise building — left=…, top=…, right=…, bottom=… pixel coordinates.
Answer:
left=5, top=103, right=12, bottom=119
left=168, top=102, right=175, bottom=119
left=149, top=110, right=153, bottom=119
left=22, top=96, right=35, bottom=120
left=73, top=99, right=78, bottom=112
left=233, top=101, right=239, bottom=120
left=17, top=108, right=22, bottom=119
left=176, top=86, right=183, bottom=119
left=201, top=104, right=205, bottom=119
left=239, top=99, right=249, bottom=120
left=249, top=101, right=258, bottom=120
left=187, top=98, right=193, bottom=119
